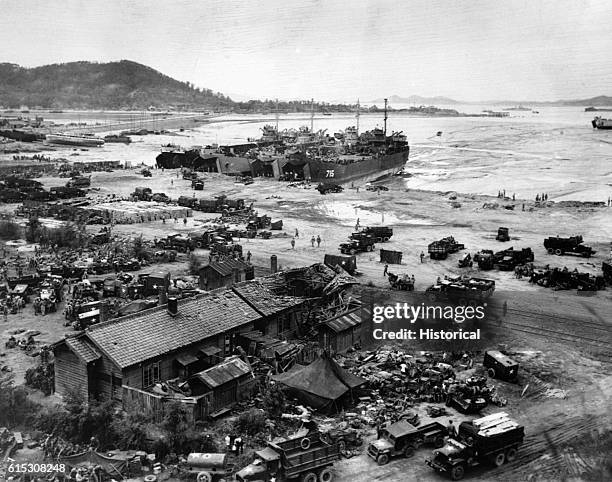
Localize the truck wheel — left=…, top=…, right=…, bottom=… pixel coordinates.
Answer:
left=319, top=468, right=333, bottom=482
left=554, top=249, right=562, bottom=255
left=487, top=368, right=496, bottom=378
left=383, top=237, right=389, bottom=242
left=366, top=245, right=373, bottom=252
left=403, top=444, right=416, bottom=458
left=196, top=241, right=203, bottom=248
left=302, top=472, right=317, bottom=482
left=434, top=436, right=445, bottom=448
left=377, top=454, right=389, bottom=465
left=450, top=464, right=465, bottom=481
left=196, top=472, right=212, bottom=482
left=301, top=437, right=311, bottom=450
left=493, top=452, right=506, bottom=466
left=506, top=447, right=517, bottom=462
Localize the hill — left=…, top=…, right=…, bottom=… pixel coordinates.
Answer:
left=0, top=60, right=235, bottom=110
left=369, top=94, right=460, bottom=105
left=559, top=95, right=612, bottom=106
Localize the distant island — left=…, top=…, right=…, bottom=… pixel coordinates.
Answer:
left=585, top=106, right=612, bottom=112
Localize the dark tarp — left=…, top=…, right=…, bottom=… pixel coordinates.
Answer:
left=380, top=249, right=403, bottom=264
left=271, top=352, right=365, bottom=412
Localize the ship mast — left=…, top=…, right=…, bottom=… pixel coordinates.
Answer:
left=356, top=99, right=360, bottom=135
left=275, top=98, right=279, bottom=132
left=310, top=98, right=314, bottom=132
left=383, top=98, right=388, bottom=139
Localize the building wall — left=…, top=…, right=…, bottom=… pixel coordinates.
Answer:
left=54, top=345, right=91, bottom=402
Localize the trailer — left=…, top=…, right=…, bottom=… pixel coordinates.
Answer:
left=426, top=412, right=525, bottom=480
left=428, top=237, right=465, bottom=260
left=368, top=420, right=447, bottom=465
left=426, top=276, right=495, bottom=304
left=177, top=453, right=235, bottom=482
left=235, top=434, right=341, bottom=482
left=483, top=350, right=519, bottom=382
left=543, top=235, right=596, bottom=258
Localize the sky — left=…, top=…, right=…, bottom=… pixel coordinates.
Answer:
left=1, top=0, right=611, bottom=102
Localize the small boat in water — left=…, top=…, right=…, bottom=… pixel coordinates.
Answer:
left=591, top=117, right=612, bottom=130
left=46, top=133, right=105, bottom=147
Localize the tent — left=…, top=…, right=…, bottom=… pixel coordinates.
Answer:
left=271, top=352, right=365, bottom=412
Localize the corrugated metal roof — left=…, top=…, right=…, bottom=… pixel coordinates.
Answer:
left=65, top=336, right=101, bottom=364
left=324, top=306, right=370, bottom=333
left=195, top=357, right=251, bottom=389
left=86, top=291, right=260, bottom=369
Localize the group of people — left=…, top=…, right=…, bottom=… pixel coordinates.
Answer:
left=1, top=295, right=26, bottom=319
left=497, top=190, right=516, bottom=201
left=289, top=231, right=322, bottom=249
left=224, top=434, right=245, bottom=455
left=535, top=193, right=549, bottom=202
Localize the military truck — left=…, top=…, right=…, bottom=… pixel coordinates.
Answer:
left=543, top=235, right=596, bottom=258
left=495, top=227, right=510, bottom=242
left=178, top=196, right=198, bottom=208
left=324, top=254, right=357, bottom=274
left=483, top=351, right=519, bottom=382
left=66, top=175, right=91, bottom=188
left=356, top=226, right=393, bottom=242
left=339, top=233, right=376, bottom=255
left=368, top=420, right=447, bottom=465
left=317, top=182, right=343, bottom=194
left=235, top=434, right=341, bottom=482
left=428, top=237, right=465, bottom=260
left=445, top=394, right=487, bottom=414
left=426, top=412, right=525, bottom=480
left=494, top=247, right=534, bottom=270
left=156, top=234, right=195, bottom=252
left=132, top=186, right=152, bottom=201
left=474, top=250, right=495, bottom=270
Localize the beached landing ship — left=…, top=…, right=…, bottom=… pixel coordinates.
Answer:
left=46, top=133, right=105, bottom=147
left=591, top=116, right=612, bottom=129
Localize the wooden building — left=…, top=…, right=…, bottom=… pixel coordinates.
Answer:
left=318, top=306, right=371, bottom=354
left=199, top=259, right=252, bottom=291
left=52, top=290, right=262, bottom=402
left=232, top=279, right=308, bottom=339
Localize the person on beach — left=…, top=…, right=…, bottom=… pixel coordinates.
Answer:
left=291, top=239, right=295, bottom=249
left=311, top=236, right=315, bottom=247
left=383, top=264, right=388, bottom=277
left=316, top=235, right=321, bottom=247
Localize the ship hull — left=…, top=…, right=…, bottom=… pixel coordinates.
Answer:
left=305, top=149, right=409, bottom=184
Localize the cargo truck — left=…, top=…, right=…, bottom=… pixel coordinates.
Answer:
left=235, top=434, right=341, bottom=482
left=543, top=235, right=596, bottom=258
left=426, top=412, right=524, bottom=480
left=367, top=420, right=447, bottom=465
